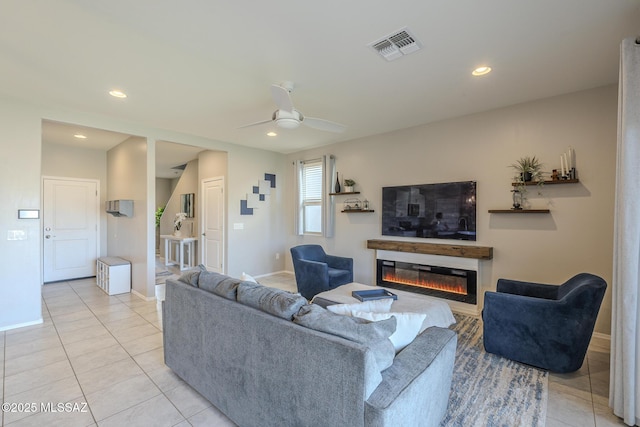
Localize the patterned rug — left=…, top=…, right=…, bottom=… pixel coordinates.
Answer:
left=441, top=314, right=548, bottom=427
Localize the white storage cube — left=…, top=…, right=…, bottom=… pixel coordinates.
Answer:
left=96, top=257, right=131, bottom=295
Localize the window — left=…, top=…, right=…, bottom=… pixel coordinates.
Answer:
left=299, top=159, right=323, bottom=234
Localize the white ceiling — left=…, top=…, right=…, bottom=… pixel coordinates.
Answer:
left=3, top=1, right=639, bottom=156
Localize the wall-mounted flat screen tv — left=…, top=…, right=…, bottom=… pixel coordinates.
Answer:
left=381, top=181, right=476, bottom=241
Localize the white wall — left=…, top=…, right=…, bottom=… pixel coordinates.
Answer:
left=0, top=100, right=43, bottom=330
left=41, top=142, right=108, bottom=257
left=224, top=146, right=289, bottom=277
left=286, top=85, right=617, bottom=335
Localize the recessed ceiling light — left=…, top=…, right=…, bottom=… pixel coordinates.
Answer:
left=74, top=134, right=87, bottom=139
left=267, top=131, right=277, bottom=137
left=472, top=66, right=492, bottom=76
left=109, top=89, right=127, bottom=98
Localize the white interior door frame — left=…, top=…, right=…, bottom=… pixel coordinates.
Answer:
left=42, top=176, right=100, bottom=283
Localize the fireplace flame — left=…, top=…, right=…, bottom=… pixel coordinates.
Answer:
left=382, top=272, right=467, bottom=295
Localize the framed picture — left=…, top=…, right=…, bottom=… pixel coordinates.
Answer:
left=181, top=193, right=195, bottom=218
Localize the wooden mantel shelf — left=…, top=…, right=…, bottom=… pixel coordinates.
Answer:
left=367, top=239, right=493, bottom=260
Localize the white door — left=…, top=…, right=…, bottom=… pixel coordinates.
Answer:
left=43, top=178, right=99, bottom=282
left=202, top=177, right=224, bottom=273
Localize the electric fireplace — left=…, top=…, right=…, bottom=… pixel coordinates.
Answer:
left=377, top=259, right=477, bottom=304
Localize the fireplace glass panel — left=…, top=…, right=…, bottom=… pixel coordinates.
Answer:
left=378, top=260, right=477, bottom=304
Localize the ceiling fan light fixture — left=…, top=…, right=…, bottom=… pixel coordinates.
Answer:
left=276, top=118, right=300, bottom=129
left=266, top=131, right=277, bottom=137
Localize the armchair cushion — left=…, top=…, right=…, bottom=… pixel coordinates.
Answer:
left=482, top=273, right=607, bottom=373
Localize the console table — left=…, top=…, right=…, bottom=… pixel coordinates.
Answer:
left=161, top=235, right=197, bottom=271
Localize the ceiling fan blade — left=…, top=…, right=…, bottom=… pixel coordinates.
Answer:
left=238, top=118, right=273, bottom=129
left=271, top=84, right=294, bottom=112
left=303, top=117, right=347, bottom=133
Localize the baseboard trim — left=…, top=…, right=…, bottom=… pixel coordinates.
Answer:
left=132, top=289, right=156, bottom=302
left=589, top=332, right=610, bottom=352
left=254, top=270, right=294, bottom=278
left=0, top=318, right=44, bottom=332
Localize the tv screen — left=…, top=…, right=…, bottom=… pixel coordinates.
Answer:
left=381, top=181, right=476, bottom=241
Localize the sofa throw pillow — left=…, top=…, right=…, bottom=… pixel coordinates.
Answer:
left=326, top=299, right=393, bottom=316
left=240, top=272, right=258, bottom=283
left=352, top=311, right=427, bottom=353
left=177, top=264, right=207, bottom=287
left=198, top=271, right=242, bottom=300
left=237, top=282, right=307, bottom=320
left=294, top=304, right=396, bottom=372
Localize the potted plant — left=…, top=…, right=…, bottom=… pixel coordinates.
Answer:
left=343, top=179, right=356, bottom=193
left=155, top=206, right=165, bottom=228
left=510, top=156, right=543, bottom=183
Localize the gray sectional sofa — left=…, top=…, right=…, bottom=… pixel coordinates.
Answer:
left=163, top=270, right=457, bottom=427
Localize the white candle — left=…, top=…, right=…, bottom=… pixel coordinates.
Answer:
left=567, top=147, right=573, bottom=169
left=560, top=155, right=565, bottom=176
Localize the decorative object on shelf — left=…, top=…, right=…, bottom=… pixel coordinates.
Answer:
left=511, top=189, right=523, bottom=210
left=174, top=212, right=187, bottom=237
left=551, top=169, right=559, bottom=181
left=560, top=147, right=576, bottom=180
left=334, top=172, right=341, bottom=193
left=343, top=198, right=362, bottom=211
left=343, top=179, right=356, bottom=193
left=363, top=199, right=370, bottom=210
left=510, top=155, right=544, bottom=183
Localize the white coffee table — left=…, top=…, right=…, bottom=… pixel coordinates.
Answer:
left=313, top=282, right=456, bottom=333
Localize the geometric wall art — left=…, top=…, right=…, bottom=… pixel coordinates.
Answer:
left=241, top=173, right=277, bottom=215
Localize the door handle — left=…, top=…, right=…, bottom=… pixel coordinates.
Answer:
left=45, top=235, right=51, bottom=239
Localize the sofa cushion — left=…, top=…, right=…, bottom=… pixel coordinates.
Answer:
left=198, top=271, right=242, bottom=300
left=177, top=264, right=207, bottom=287
left=326, top=299, right=393, bottom=316
left=352, top=311, right=426, bottom=353
left=237, top=282, right=308, bottom=320
left=294, top=304, right=396, bottom=372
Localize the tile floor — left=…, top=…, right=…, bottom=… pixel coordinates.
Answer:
left=0, top=270, right=628, bottom=426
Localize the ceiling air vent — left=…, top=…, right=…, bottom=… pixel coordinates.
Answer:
left=369, top=27, right=422, bottom=61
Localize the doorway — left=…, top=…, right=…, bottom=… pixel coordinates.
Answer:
left=42, top=177, right=99, bottom=282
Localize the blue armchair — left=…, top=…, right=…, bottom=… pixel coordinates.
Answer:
left=482, top=273, right=607, bottom=373
left=290, top=245, right=353, bottom=300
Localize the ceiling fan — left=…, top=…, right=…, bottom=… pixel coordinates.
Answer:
left=240, top=82, right=347, bottom=133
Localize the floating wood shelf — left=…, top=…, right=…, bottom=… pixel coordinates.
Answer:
left=488, top=209, right=550, bottom=213
left=367, top=239, right=493, bottom=260
left=512, top=179, right=579, bottom=186
left=329, top=191, right=361, bottom=195
left=341, top=209, right=374, bottom=213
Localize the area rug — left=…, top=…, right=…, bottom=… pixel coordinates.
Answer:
left=441, top=313, right=548, bottom=427
left=155, top=268, right=178, bottom=285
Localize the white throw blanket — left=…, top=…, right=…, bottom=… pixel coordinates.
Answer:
left=314, top=282, right=456, bottom=333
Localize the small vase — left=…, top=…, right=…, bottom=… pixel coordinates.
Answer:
left=174, top=229, right=182, bottom=237
left=334, top=173, right=341, bottom=193
left=344, top=186, right=354, bottom=193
